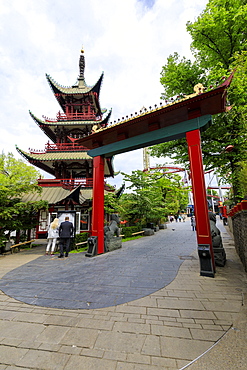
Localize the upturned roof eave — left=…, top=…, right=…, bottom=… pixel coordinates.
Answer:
left=29, top=111, right=56, bottom=142
left=45, top=72, right=104, bottom=96
left=15, top=146, right=92, bottom=161
left=21, top=185, right=92, bottom=205
left=46, top=72, right=104, bottom=114
left=16, top=146, right=55, bottom=176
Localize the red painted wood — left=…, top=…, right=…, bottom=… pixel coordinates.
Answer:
left=77, top=75, right=233, bottom=150
left=186, top=129, right=215, bottom=270
left=43, top=112, right=102, bottom=122
left=92, top=156, right=105, bottom=254
left=241, top=200, right=247, bottom=211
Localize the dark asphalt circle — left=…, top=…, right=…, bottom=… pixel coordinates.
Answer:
left=0, top=223, right=197, bottom=310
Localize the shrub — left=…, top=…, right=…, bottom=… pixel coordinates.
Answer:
left=121, top=225, right=143, bottom=238
left=70, top=232, right=90, bottom=250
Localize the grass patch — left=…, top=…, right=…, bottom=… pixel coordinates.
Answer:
left=122, top=235, right=144, bottom=242
left=70, top=246, right=88, bottom=253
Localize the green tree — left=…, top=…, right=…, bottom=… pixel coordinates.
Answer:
left=160, top=52, right=207, bottom=99
left=104, top=192, right=123, bottom=216
left=238, top=161, right=247, bottom=199
left=0, top=153, right=48, bottom=246
left=151, top=0, right=247, bottom=203
left=118, top=169, right=189, bottom=225
left=187, top=0, right=247, bottom=71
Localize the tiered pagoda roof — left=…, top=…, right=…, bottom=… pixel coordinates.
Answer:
left=29, top=110, right=112, bottom=143
left=16, top=144, right=113, bottom=178
left=22, top=181, right=113, bottom=205
left=17, top=48, right=113, bottom=183
left=46, top=72, right=103, bottom=100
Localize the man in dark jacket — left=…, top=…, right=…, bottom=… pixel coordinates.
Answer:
left=58, top=217, right=74, bottom=258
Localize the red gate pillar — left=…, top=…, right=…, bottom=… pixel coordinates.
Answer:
left=186, top=129, right=215, bottom=277
left=92, top=155, right=105, bottom=254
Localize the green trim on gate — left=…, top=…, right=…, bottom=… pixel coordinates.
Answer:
left=88, top=114, right=212, bottom=158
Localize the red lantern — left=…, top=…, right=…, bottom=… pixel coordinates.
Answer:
left=225, top=145, right=234, bottom=152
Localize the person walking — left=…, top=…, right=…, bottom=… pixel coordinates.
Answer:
left=58, top=216, right=74, bottom=258
left=191, top=216, right=196, bottom=231
left=46, top=218, right=59, bottom=256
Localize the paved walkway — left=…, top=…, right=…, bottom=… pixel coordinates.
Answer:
left=0, top=221, right=197, bottom=310
left=0, top=218, right=246, bottom=369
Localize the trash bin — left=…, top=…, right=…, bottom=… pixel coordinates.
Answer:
left=85, top=236, right=97, bottom=257
left=198, top=244, right=214, bottom=277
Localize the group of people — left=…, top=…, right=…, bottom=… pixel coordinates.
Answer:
left=169, top=213, right=196, bottom=231
left=46, top=216, right=74, bottom=258
left=169, top=214, right=186, bottom=223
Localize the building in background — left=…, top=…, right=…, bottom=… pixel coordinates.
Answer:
left=18, top=48, right=114, bottom=238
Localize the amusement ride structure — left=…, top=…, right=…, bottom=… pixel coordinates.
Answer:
left=142, top=150, right=231, bottom=212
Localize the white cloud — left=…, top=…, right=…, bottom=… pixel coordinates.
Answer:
left=0, top=0, right=208, bottom=187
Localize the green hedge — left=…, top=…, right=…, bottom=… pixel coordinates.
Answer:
left=75, top=232, right=90, bottom=243
left=121, top=225, right=143, bottom=238
left=70, top=232, right=90, bottom=250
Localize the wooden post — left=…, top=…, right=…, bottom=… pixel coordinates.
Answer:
left=186, top=129, right=215, bottom=277
left=92, top=155, right=105, bottom=254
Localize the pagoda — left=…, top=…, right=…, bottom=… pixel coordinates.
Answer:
left=17, top=48, right=114, bottom=238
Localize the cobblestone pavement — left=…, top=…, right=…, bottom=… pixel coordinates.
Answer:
left=0, top=218, right=246, bottom=369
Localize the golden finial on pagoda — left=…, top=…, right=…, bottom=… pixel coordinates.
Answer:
left=81, top=45, right=84, bottom=53
left=184, top=83, right=205, bottom=99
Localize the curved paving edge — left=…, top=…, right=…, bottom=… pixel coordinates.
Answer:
left=0, top=224, right=197, bottom=310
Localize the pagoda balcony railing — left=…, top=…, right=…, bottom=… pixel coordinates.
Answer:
left=38, top=178, right=115, bottom=191
left=42, top=111, right=102, bottom=122
left=45, top=142, right=88, bottom=152
left=29, top=142, right=88, bottom=154
left=58, top=178, right=94, bottom=188
left=59, top=178, right=115, bottom=191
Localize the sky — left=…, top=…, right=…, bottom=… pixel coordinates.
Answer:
left=0, top=0, right=209, bottom=189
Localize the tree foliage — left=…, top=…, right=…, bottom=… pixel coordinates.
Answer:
left=160, top=52, right=207, bottom=99
left=151, top=0, right=247, bottom=203
left=0, top=153, right=48, bottom=245
left=106, top=170, right=189, bottom=225
left=187, top=0, right=247, bottom=71
left=238, top=161, right=247, bottom=199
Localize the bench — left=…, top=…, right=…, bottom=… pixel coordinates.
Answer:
left=76, top=231, right=145, bottom=245
left=75, top=241, right=88, bottom=250
left=9, top=240, right=36, bottom=254
left=119, top=230, right=145, bottom=238
left=131, top=231, right=145, bottom=236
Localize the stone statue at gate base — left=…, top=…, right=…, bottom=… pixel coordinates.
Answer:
left=209, top=212, right=226, bottom=267
left=104, top=214, right=122, bottom=252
